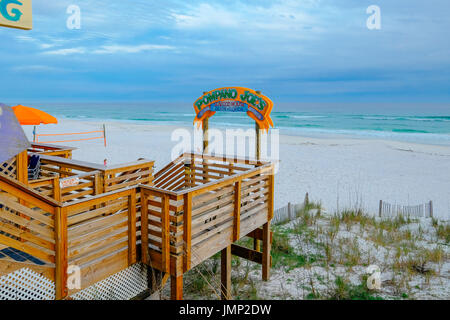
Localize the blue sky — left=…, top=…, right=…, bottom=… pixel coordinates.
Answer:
left=0, top=0, right=449, bottom=103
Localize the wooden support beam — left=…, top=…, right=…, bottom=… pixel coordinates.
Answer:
left=262, top=222, right=271, bottom=281
left=221, top=246, right=232, bottom=300
left=203, top=116, right=209, bottom=154
left=53, top=176, right=61, bottom=202
left=128, top=188, right=137, bottom=265
left=161, top=194, right=170, bottom=273
left=141, top=189, right=148, bottom=265
left=233, top=181, right=241, bottom=242
left=246, top=228, right=273, bottom=243
left=55, top=207, right=68, bottom=299
left=231, top=244, right=262, bottom=264
left=171, top=275, right=183, bottom=300
left=268, top=171, right=274, bottom=221
left=183, top=193, right=192, bottom=272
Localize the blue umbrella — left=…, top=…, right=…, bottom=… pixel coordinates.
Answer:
left=0, top=103, right=30, bottom=164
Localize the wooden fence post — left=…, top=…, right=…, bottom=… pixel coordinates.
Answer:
left=429, top=201, right=433, bottom=218
left=128, top=189, right=137, bottom=265
left=55, top=207, right=68, bottom=300
left=183, top=193, right=192, bottom=272
left=379, top=200, right=383, bottom=218
left=53, top=175, right=61, bottom=202
left=233, top=181, right=241, bottom=242
left=171, top=275, right=183, bottom=300
left=161, top=194, right=170, bottom=273
left=288, top=202, right=292, bottom=221
left=141, top=190, right=149, bottom=264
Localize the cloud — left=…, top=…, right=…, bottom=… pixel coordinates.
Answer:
left=93, top=44, right=176, bottom=54
left=11, top=65, right=65, bottom=72
left=43, top=47, right=86, bottom=55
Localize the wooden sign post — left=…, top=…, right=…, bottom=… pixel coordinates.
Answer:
left=0, top=0, right=33, bottom=30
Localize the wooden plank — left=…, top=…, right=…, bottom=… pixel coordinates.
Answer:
left=68, top=220, right=128, bottom=248
left=233, top=181, right=241, bottom=242
left=55, top=207, right=68, bottom=299
left=69, top=230, right=128, bottom=259
left=0, top=177, right=59, bottom=210
left=128, top=189, right=137, bottom=265
left=0, top=234, right=54, bottom=263
left=183, top=193, right=192, bottom=272
left=68, top=211, right=128, bottom=239
left=0, top=207, right=55, bottom=239
left=0, top=194, right=54, bottom=227
left=221, top=246, right=232, bottom=300
left=161, top=194, right=170, bottom=273
left=0, top=223, right=55, bottom=251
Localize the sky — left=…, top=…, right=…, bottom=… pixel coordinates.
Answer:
left=0, top=0, right=449, bottom=104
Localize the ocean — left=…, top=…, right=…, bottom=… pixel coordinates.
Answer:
left=26, top=102, right=450, bottom=146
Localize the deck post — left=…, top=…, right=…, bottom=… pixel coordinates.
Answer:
left=262, top=221, right=271, bottom=281
left=183, top=193, right=192, bottom=272
left=233, top=181, right=241, bottom=242
left=203, top=116, right=209, bottom=154
left=141, top=191, right=149, bottom=264
left=55, top=207, right=68, bottom=299
left=221, top=246, right=232, bottom=300
left=254, top=122, right=262, bottom=252
left=52, top=175, right=61, bottom=202
left=128, top=188, right=137, bottom=265
left=171, top=275, right=183, bottom=300
left=16, top=150, right=28, bottom=185
left=161, top=194, right=170, bottom=273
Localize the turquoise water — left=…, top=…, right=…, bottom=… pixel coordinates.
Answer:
left=28, top=102, right=450, bottom=146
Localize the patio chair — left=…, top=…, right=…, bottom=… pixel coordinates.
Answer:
left=28, top=154, right=41, bottom=180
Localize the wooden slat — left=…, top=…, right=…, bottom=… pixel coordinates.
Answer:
left=0, top=207, right=55, bottom=239
left=0, top=194, right=54, bottom=227
left=0, top=223, right=55, bottom=251
left=0, top=233, right=54, bottom=263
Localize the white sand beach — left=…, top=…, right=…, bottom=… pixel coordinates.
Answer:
left=23, top=120, right=450, bottom=219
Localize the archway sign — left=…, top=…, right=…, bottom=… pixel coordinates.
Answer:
left=193, top=87, right=274, bottom=132
left=0, top=0, right=33, bottom=30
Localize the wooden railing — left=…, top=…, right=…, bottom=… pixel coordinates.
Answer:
left=0, top=153, right=274, bottom=300
left=28, top=143, right=76, bottom=159
left=0, top=173, right=141, bottom=299
left=0, top=174, right=59, bottom=266
left=32, top=155, right=154, bottom=202
left=141, top=153, right=274, bottom=279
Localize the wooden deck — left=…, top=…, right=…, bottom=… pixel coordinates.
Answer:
left=0, top=148, right=274, bottom=300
